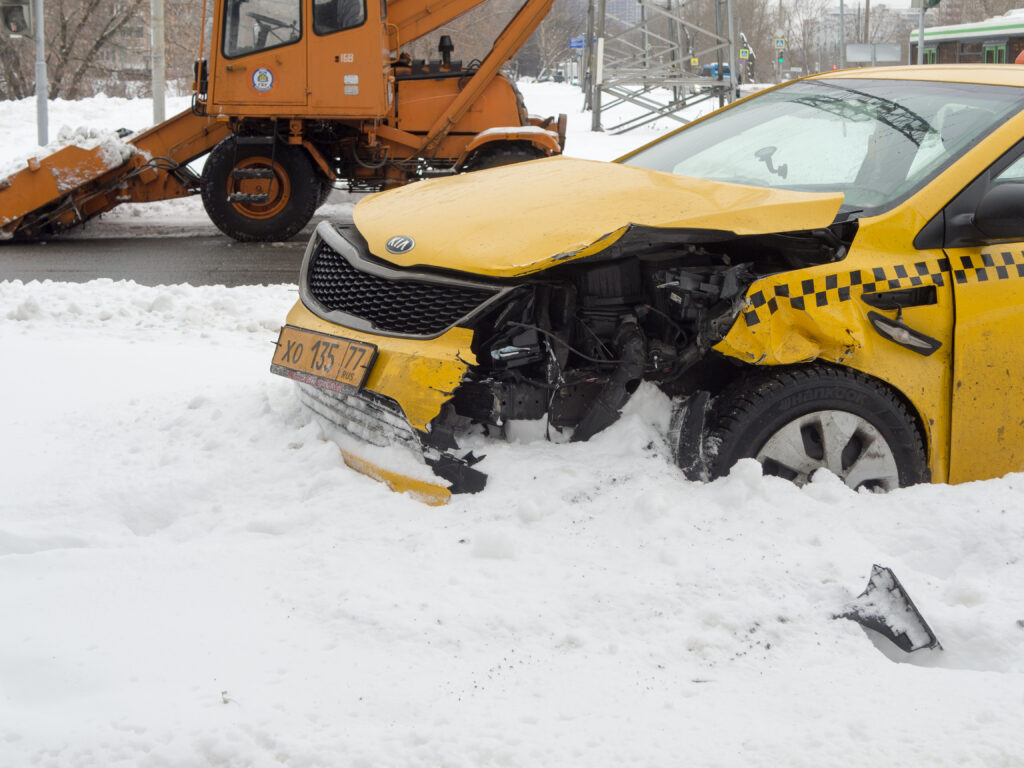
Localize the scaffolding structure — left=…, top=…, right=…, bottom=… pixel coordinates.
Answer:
left=582, top=0, right=737, bottom=134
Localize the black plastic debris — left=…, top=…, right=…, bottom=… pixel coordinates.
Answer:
left=840, top=564, right=942, bottom=653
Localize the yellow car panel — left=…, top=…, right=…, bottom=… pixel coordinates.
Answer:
left=353, top=157, right=845, bottom=278
left=284, top=301, right=476, bottom=431
left=946, top=242, right=1024, bottom=483
left=823, top=64, right=1024, bottom=87
left=339, top=449, right=452, bottom=506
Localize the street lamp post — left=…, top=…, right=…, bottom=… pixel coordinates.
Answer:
left=839, top=0, right=845, bottom=68
left=33, top=0, right=47, bottom=145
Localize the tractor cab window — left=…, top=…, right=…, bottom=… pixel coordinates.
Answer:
left=222, top=0, right=301, bottom=58
left=313, top=0, right=365, bottom=34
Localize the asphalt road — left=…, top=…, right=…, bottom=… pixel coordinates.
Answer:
left=0, top=235, right=308, bottom=287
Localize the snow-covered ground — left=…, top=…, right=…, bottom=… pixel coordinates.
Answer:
left=2, top=85, right=1024, bottom=767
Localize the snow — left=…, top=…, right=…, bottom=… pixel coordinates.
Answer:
left=2, top=85, right=1024, bottom=767
left=0, top=117, right=140, bottom=190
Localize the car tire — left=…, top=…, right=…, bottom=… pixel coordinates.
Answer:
left=201, top=138, right=320, bottom=242
left=699, top=366, right=928, bottom=490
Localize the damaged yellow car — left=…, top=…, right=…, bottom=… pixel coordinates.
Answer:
left=271, top=66, right=1024, bottom=502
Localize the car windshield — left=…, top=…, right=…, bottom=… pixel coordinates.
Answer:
left=621, top=78, right=1024, bottom=213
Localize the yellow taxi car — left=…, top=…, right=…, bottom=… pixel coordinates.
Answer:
left=271, top=65, right=1024, bottom=502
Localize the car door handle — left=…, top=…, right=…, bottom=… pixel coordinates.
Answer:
left=860, top=285, right=937, bottom=310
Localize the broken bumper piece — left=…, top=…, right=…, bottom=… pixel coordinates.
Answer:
left=297, top=384, right=486, bottom=504
left=840, top=564, right=942, bottom=653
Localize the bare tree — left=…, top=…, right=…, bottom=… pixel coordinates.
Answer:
left=733, top=0, right=783, bottom=80
left=1, top=37, right=33, bottom=98
left=515, top=0, right=585, bottom=77
left=0, top=0, right=149, bottom=99
left=164, top=0, right=206, bottom=94
left=399, top=0, right=523, bottom=64
left=782, top=0, right=828, bottom=74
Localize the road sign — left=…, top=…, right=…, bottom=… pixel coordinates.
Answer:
left=690, top=57, right=699, bottom=66
left=774, top=38, right=786, bottom=50
left=569, top=36, right=584, bottom=50
left=739, top=48, right=750, bottom=60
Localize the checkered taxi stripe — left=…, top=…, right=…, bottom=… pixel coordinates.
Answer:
left=742, top=250, right=1024, bottom=327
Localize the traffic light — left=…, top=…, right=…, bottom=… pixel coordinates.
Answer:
left=1, top=0, right=33, bottom=37
left=777, top=52, right=784, bottom=65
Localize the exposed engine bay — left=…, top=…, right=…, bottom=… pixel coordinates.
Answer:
left=290, top=219, right=857, bottom=493
left=449, top=224, right=854, bottom=441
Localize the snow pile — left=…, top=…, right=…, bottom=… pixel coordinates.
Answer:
left=57, top=125, right=135, bottom=168
left=2, top=278, right=1024, bottom=766
left=1, top=278, right=293, bottom=334
left=0, top=124, right=138, bottom=192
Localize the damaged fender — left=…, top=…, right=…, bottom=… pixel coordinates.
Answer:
left=714, top=271, right=866, bottom=366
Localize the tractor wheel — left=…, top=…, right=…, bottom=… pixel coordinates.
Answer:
left=317, top=180, right=334, bottom=208
left=200, top=138, right=320, bottom=242
left=696, top=366, right=928, bottom=491
left=463, top=143, right=546, bottom=172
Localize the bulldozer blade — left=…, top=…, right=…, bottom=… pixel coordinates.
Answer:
left=839, top=564, right=942, bottom=653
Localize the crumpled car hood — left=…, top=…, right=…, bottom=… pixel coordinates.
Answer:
left=353, top=156, right=845, bottom=278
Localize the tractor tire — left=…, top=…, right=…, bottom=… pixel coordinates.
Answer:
left=695, top=366, right=928, bottom=491
left=200, top=138, right=320, bottom=242
left=463, top=143, right=545, bottom=172
left=317, top=180, right=334, bottom=209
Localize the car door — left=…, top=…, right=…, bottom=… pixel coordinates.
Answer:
left=943, top=141, right=1024, bottom=482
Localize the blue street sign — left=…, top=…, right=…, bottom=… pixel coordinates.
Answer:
left=569, top=36, right=585, bottom=50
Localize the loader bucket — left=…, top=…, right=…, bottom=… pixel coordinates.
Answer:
left=839, top=564, right=942, bottom=653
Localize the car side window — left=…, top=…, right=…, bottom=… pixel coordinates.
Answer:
left=931, top=137, right=1024, bottom=249
left=993, top=155, right=1024, bottom=184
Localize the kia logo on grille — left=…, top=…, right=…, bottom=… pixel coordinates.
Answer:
left=385, top=236, right=415, bottom=254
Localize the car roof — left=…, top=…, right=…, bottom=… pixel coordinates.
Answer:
left=812, top=64, right=1024, bottom=87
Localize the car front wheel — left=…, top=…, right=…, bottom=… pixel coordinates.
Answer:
left=700, top=366, right=928, bottom=490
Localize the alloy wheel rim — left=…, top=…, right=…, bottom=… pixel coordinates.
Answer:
left=755, top=409, right=900, bottom=490
left=229, top=156, right=291, bottom=219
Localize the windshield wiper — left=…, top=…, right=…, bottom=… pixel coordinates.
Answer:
left=793, top=82, right=935, bottom=147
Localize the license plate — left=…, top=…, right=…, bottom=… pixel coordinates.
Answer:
left=270, top=326, right=378, bottom=391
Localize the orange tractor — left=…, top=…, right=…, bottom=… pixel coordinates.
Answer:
left=0, top=0, right=566, bottom=241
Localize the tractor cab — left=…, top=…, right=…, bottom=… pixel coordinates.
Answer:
left=207, top=0, right=391, bottom=116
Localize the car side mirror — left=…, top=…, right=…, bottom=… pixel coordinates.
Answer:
left=973, top=182, right=1024, bottom=241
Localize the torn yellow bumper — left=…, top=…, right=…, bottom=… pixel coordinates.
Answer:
left=339, top=449, right=452, bottom=506
left=283, top=300, right=476, bottom=432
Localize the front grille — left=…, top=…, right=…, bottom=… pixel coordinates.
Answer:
left=307, top=240, right=497, bottom=336
left=298, top=384, right=418, bottom=448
